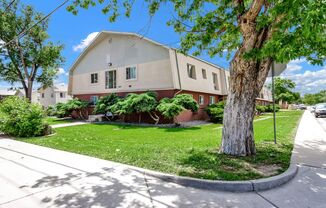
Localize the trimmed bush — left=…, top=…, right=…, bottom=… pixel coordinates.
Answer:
left=205, top=102, right=225, bottom=123
left=0, top=96, right=50, bottom=137
left=256, top=105, right=267, bottom=114
left=94, top=93, right=120, bottom=114
left=265, top=104, right=280, bottom=112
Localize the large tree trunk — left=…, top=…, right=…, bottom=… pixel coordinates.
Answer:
left=221, top=51, right=271, bottom=156
left=26, top=80, right=33, bottom=101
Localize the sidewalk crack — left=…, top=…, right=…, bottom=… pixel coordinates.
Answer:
left=255, top=191, right=279, bottom=208
left=143, top=172, right=155, bottom=208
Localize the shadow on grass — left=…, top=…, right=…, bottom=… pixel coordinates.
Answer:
left=177, top=142, right=293, bottom=181
left=92, top=122, right=202, bottom=132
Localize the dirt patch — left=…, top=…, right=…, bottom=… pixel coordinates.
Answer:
left=254, top=164, right=281, bottom=177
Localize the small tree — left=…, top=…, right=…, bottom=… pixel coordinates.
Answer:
left=157, top=98, right=184, bottom=124
left=130, top=92, right=159, bottom=124
left=271, top=77, right=300, bottom=105
left=0, top=1, right=64, bottom=101
left=157, top=94, right=199, bottom=124
left=66, top=98, right=89, bottom=119
left=94, top=93, right=120, bottom=114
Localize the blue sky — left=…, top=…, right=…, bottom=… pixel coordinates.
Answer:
left=1, top=0, right=325, bottom=95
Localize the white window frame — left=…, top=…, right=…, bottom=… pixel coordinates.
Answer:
left=60, top=92, right=65, bottom=98
left=209, top=96, right=215, bottom=105
left=105, top=70, right=117, bottom=89
left=126, top=66, right=137, bottom=80
left=202, top=69, right=207, bottom=79
left=199, top=95, right=204, bottom=105
left=212, top=72, right=220, bottom=91
left=91, top=73, right=98, bottom=84
left=187, top=64, right=196, bottom=79
left=90, top=96, right=99, bottom=105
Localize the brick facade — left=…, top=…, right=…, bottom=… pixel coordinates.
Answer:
left=73, top=89, right=223, bottom=123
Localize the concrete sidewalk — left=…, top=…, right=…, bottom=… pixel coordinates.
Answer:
left=0, top=110, right=325, bottom=207
left=50, top=121, right=89, bottom=129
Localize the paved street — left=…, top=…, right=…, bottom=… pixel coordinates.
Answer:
left=0, top=111, right=325, bottom=208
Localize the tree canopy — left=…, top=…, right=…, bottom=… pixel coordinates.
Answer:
left=271, top=77, right=300, bottom=104
left=0, top=0, right=64, bottom=100
left=302, top=90, right=326, bottom=105
left=68, top=0, right=325, bottom=64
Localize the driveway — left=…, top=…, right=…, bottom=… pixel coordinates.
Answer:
left=0, top=111, right=325, bottom=208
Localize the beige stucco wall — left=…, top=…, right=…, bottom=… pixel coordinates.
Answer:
left=170, top=50, right=228, bottom=95
left=39, top=87, right=71, bottom=107
left=39, top=88, right=55, bottom=107
left=70, top=34, right=174, bottom=95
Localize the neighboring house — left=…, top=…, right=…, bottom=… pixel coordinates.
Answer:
left=68, top=31, right=273, bottom=122
left=256, top=86, right=273, bottom=106
left=0, top=89, right=17, bottom=100
left=38, top=85, right=72, bottom=107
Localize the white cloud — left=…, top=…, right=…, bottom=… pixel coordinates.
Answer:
left=281, top=67, right=326, bottom=94
left=57, top=67, right=65, bottom=75
left=285, top=58, right=306, bottom=72
left=73, top=32, right=99, bottom=52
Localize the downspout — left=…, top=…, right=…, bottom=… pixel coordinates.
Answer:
left=174, top=49, right=183, bottom=96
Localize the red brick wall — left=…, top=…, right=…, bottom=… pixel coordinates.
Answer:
left=73, top=89, right=224, bottom=123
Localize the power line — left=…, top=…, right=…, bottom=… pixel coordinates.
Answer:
left=4, top=0, right=16, bottom=11
left=1, top=0, right=69, bottom=49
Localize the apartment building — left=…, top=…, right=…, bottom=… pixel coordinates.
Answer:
left=68, top=31, right=272, bottom=122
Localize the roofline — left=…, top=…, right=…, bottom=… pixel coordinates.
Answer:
left=68, top=30, right=227, bottom=75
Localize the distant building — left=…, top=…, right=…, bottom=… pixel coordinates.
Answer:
left=38, top=84, right=72, bottom=107
left=0, top=89, right=17, bottom=100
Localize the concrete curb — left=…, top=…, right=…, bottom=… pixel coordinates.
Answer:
left=135, top=164, right=298, bottom=192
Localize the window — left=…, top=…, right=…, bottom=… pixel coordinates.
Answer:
left=209, top=96, right=215, bottom=105
left=187, top=64, right=196, bottom=79
left=199, top=95, right=204, bottom=105
left=51, top=93, right=54, bottom=98
left=60, top=92, right=65, bottom=98
left=202, top=69, right=207, bottom=79
left=105, top=70, right=117, bottom=89
left=126, top=67, right=137, bottom=80
left=41, top=93, right=44, bottom=98
left=90, top=96, right=99, bottom=105
left=91, top=73, right=98, bottom=84
left=212, top=73, right=220, bottom=90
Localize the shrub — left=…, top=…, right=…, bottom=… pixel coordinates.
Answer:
left=156, top=98, right=184, bottom=120
left=265, top=104, right=280, bottom=112
left=55, top=102, right=70, bottom=118
left=173, top=94, right=199, bottom=112
left=157, top=94, right=199, bottom=123
left=256, top=105, right=267, bottom=114
left=65, top=98, right=89, bottom=119
left=46, top=105, right=57, bottom=116
left=205, top=102, right=225, bottom=123
left=94, top=93, right=120, bottom=114
left=0, top=96, right=50, bottom=137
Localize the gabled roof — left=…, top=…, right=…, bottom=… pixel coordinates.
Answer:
left=0, top=89, right=16, bottom=96
left=68, top=30, right=226, bottom=74
left=38, top=84, right=68, bottom=93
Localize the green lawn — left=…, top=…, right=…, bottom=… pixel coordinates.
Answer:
left=45, top=117, right=74, bottom=125
left=24, top=111, right=303, bottom=180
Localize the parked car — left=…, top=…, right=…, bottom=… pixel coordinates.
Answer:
left=298, top=104, right=307, bottom=110
left=309, top=106, right=316, bottom=113
left=314, top=103, right=326, bottom=118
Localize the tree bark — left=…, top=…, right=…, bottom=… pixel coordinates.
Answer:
left=26, top=80, right=33, bottom=102
left=221, top=51, right=271, bottom=156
